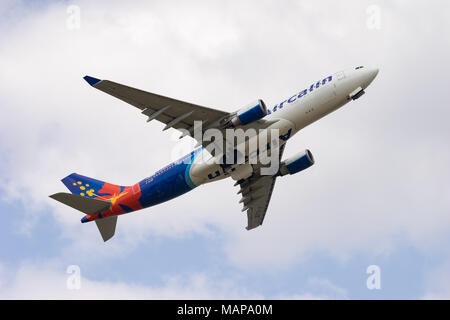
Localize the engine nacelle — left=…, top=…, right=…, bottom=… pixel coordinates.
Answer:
left=279, top=149, right=315, bottom=176
left=225, top=100, right=267, bottom=127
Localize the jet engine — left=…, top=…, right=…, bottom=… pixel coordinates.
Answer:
left=221, top=100, right=268, bottom=128
left=279, top=149, right=315, bottom=176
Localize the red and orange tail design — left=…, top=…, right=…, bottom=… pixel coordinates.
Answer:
left=61, top=173, right=143, bottom=221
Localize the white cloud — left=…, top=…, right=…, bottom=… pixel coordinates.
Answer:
left=0, top=262, right=249, bottom=299
left=422, top=261, right=450, bottom=299
left=306, top=277, right=348, bottom=299
left=0, top=0, right=449, bottom=276
left=0, top=261, right=337, bottom=299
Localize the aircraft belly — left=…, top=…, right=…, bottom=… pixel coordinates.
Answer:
left=188, top=119, right=295, bottom=184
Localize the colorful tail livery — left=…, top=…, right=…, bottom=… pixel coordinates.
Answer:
left=50, top=173, right=143, bottom=241
left=50, top=66, right=378, bottom=241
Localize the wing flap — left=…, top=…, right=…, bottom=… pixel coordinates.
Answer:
left=243, top=176, right=277, bottom=230
left=236, top=143, right=286, bottom=230
left=83, top=75, right=279, bottom=157
left=87, top=78, right=227, bottom=129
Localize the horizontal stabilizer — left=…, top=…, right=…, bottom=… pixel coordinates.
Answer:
left=49, top=192, right=111, bottom=214
left=95, top=216, right=118, bottom=242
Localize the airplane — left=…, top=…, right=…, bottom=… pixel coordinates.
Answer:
left=50, top=66, right=379, bottom=241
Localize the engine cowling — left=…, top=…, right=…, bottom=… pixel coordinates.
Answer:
left=279, top=149, right=315, bottom=176
left=227, top=100, right=267, bottom=127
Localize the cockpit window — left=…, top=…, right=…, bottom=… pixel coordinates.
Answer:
left=355, top=66, right=364, bottom=70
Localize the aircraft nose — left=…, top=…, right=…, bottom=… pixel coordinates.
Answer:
left=361, top=67, right=379, bottom=88
left=369, top=68, right=379, bottom=80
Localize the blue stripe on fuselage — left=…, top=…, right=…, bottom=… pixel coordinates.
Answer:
left=185, top=148, right=202, bottom=189
left=137, top=148, right=202, bottom=208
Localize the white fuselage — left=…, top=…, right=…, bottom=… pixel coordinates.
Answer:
left=189, top=66, right=379, bottom=186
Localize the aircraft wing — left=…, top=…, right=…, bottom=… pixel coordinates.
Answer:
left=83, top=76, right=231, bottom=148
left=235, top=143, right=286, bottom=230
left=83, top=76, right=277, bottom=153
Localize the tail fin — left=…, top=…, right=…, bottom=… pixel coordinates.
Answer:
left=52, top=172, right=124, bottom=242
left=61, top=173, right=124, bottom=198
left=50, top=192, right=116, bottom=242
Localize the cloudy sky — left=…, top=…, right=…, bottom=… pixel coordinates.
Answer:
left=0, top=0, right=449, bottom=299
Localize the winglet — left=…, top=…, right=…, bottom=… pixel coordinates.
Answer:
left=83, top=75, right=102, bottom=86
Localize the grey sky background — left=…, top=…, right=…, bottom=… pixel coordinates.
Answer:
left=0, top=0, right=449, bottom=298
